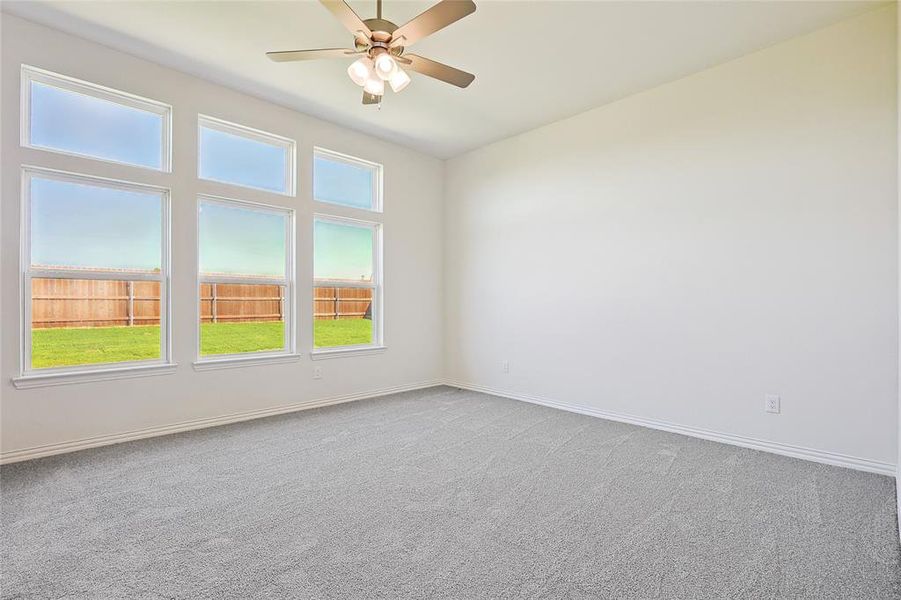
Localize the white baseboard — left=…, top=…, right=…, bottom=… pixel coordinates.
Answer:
left=0, top=380, right=443, bottom=465
left=4, top=379, right=895, bottom=479
left=444, top=380, right=897, bottom=477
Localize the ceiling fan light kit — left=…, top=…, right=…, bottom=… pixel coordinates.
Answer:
left=363, top=75, right=385, bottom=96
left=347, top=56, right=374, bottom=86
left=267, top=0, right=476, bottom=106
left=388, top=68, right=411, bottom=93
left=374, top=53, right=398, bottom=80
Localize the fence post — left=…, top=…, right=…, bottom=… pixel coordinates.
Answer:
left=277, top=285, right=283, bottom=322
left=126, top=281, right=134, bottom=326
left=211, top=283, right=218, bottom=324
left=334, top=287, right=339, bottom=320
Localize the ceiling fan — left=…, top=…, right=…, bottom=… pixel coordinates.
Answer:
left=267, top=0, right=476, bottom=105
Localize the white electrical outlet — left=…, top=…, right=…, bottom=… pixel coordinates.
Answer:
left=313, top=367, right=322, bottom=380
left=764, top=394, right=781, bottom=414
left=502, top=360, right=509, bottom=373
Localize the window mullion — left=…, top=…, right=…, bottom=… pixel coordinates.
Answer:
left=313, top=280, right=376, bottom=290
left=199, top=275, right=287, bottom=287
left=29, top=268, right=164, bottom=282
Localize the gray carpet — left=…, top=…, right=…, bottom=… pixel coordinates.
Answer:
left=2, top=386, right=900, bottom=599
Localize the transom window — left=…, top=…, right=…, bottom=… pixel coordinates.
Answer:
left=313, top=148, right=382, bottom=212
left=22, top=167, right=170, bottom=372
left=22, top=65, right=171, bottom=171
left=198, top=115, right=295, bottom=195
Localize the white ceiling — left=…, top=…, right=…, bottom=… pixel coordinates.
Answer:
left=2, top=1, right=885, bottom=158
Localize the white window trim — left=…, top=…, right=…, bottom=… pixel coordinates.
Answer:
left=20, top=65, right=173, bottom=173
left=12, top=363, right=177, bottom=390
left=192, top=353, right=301, bottom=371
left=13, top=166, right=174, bottom=389
left=312, top=213, right=384, bottom=356
left=309, top=346, right=387, bottom=360
left=194, top=194, right=297, bottom=368
left=198, top=115, right=296, bottom=197
left=313, top=147, right=383, bottom=213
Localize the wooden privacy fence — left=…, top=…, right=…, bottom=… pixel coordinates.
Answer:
left=200, top=283, right=283, bottom=324
left=32, top=279, right=372, bottom=328
left=32, top=278, right=286, bottom=328
left=32, top=278, right=161, bottom=328
left=314, top=287, right=373, bottom=320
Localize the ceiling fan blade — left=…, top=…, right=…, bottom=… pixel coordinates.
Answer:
left=403, top=54, right=475, bottom=88
left=362, top=91, right=382, bottom=105
left=267, top=48, right=358, bottom=62
left=320, top=0, right=372, bottom=43
left=389, top=0, right=476, bottom=48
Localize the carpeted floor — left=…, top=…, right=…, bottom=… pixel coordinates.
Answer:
left=2, top=385, right=900, bottom=599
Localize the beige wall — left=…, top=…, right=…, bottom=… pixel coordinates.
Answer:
left=444, top=7, right=898, bottom=469
left=0, top=15, right=445, bottom=456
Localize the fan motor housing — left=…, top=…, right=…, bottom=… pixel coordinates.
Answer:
left=356, top=18, right=404, bottom=55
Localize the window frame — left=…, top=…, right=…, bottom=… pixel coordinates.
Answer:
left=197, top=115, right=296, bottom=197
left=313, top=147, right=383, bottom=213
left=311, top=213, right=384, bottom=357
left=17, top=166, right=173, bottom=381
left=20, top=65, right=173, bottom=172
left=194, top=194, right=297, bottom=368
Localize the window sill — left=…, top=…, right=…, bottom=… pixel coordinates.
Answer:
left=11, top=363, right=177, bottom=389
left=310, top=346, right=387, bottom=360
left=193, top=353, right=302, bottom=371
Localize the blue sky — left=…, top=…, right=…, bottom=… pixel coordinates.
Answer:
left=31, top=177, right=161, bottom=271
left=200, top=202, right=286, bottom=277
left=314, top=220, right=372, bottom=282
left=313, top=155, right=373, bottom=209
left=200, top=126, right=287, bottom=193
left=31, top=81, right=162, bottom=169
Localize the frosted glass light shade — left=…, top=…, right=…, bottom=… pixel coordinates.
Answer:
left=347, top=57, right=373, bottom=86
left=363, top=75, right=384, bottom=96
left=374, top=54, right=397, bottom=81
left=389, top=68, right=411, bottom=93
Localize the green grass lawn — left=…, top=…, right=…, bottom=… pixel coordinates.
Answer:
left=200, top=321, right=285, bottom=356
left=31, top=319, right=373, bottom=368
left=31, top=325, right=161, bottom=368
left=313, top=318, right=372, bottom=348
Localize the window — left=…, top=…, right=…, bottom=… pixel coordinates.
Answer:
left=15, top=69, right=173, bottom=388
left=22, top=65, right=171, bottom=171
left=198, top=197, right=294, bottom=361
left=198, top=116, right=295, bottom=195
left=313, top=216, right=381, bottom=351
left=314, top=148, right=381, bottom=211
left=22, top=168, right=170, bottom=373
left=312, top=149, right=384, bottom=355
